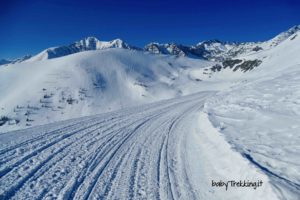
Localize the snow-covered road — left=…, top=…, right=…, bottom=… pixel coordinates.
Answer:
left=0, top=92, right=280, bottom=200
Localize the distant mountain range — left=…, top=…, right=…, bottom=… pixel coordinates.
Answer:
left=1, top=25, right=299, bottom=66
left=0, top=55, right=32, bottom=65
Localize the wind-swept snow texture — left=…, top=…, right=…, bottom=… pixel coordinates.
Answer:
left=0, top=92, right=279, bottom=200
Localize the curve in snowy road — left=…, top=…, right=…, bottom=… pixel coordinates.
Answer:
left=0, top=92, right=279, bottom=200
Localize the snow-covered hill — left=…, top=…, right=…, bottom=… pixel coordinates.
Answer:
left=0, top=49, right=217, bottom=131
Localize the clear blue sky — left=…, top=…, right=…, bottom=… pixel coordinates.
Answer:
left=0, top=0, right=299, bottom=59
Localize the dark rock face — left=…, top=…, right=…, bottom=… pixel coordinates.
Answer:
left=211, top=64, right=222, bottom=72
left=222, top=59, right=243, bottom=69
left=144, top=43, right=195, bottom=57
left=210, top=59, right=262, bottom=73
left=252, top=46, right=263, bottom=52
left=233, top=60, right=262, bottom=72
left=46, top=47, right=77, bottom=59
left=290, top=34, right=297, bottom=41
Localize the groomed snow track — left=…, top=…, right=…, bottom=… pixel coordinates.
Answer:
left=0, top=92, right=279, bottom=200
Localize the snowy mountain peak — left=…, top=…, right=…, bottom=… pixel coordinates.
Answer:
left=72, top=36, right=134, bottom=50
left=106, top=38, right=134, bottom=49
left=83, top=36, right=99, bottom=42
left=144, top=42, right=189, bottom=57
left=268, top=25, right=300, bottom=46
left=284, top=25, right=300, bottom=35
left=74, top=36, right=100, bottom=49
left=27, top=37, right=137, bottom=62
left=196, top=39, right=226, bottom=46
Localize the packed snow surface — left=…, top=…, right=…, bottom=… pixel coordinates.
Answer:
left=0, top=92, right=280, bottom=200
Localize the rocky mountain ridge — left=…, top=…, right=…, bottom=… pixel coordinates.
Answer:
left=1, top=25, right=299, bottom=66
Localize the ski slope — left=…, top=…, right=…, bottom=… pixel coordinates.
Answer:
left=0, top=92, right=279, bottom=200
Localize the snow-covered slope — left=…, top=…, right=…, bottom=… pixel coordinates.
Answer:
left=0, top=49, right=218, bottom=132
left=203, top=25, right=300, bottom=199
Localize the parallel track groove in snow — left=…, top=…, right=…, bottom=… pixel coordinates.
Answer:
left=0, top=92, right=281, bottom=200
